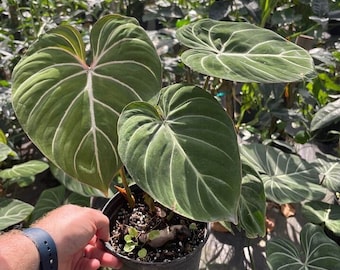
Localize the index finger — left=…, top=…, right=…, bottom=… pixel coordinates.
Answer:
left=87, top=208, right=111, bottom=242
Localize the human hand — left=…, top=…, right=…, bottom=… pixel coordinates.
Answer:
left=32, top=204, right=122, bottom=270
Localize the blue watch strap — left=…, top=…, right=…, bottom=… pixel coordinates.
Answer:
left=22, top=228, right=58, bottom=270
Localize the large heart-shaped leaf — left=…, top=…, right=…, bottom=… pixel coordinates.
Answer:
left=176, top=19, right=315, bottom=83
left=11, top=15, right=162, bottom=193
left=118, top=84, right=242, bottom=222
left=302, top=201, right=340, bottom=236
left=0, top=198, right=34, bottom=230
left=267, top=223, right=340, bottom=270
left=240, top=143, right=327, bottom=204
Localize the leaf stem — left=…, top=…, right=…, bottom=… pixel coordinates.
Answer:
left=246, top=239, right=256, bottom=270
left=203, top=76, right=210, bottom=91
left=119, top=167, right=135, bottom=208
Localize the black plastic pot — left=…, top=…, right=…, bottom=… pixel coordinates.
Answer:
left=102, top=185, right=209, bottom=270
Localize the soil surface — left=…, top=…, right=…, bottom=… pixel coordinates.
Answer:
left=107, top=194, right=207, bottom=263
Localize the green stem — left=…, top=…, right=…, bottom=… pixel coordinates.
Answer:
left=285, top=24, right=319, bottom=40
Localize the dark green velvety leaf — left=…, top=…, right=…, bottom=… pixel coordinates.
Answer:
left=302, top=201, right=340, bottom=236
left=118, top=84, right=242, bottom=222
left=267, top=223, right=340, bottom=270
left=240, top=143, right=327, bottom=204
left=12, top=15, right=162, bottom=193
left=311, top=98, right=340, bottom=132
left=176, top=19, right=315, bottom=83
left=312, top=153, right=340, bottom=192
left=29, top=185, right=90, bottom=223
left=238, top=165, right=266, bottom=238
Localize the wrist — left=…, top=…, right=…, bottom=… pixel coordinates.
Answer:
left=22, top=228, right=58, bottom=270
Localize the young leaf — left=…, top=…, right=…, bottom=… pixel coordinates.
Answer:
left=124, top=242, right=136, bottom=253
left=124, top=234, right=133, bottom=243
left=189, top=223, right=198, bottom=230
left=128, top=227, right=139, bottom=238
left=138, top=248, right=147, bottom=258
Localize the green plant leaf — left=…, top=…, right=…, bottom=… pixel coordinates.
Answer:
left=238, top=164, right=266, bottom=238
left=50, top=164, right=116, bottom=197
left=118, top=83, right=242, bottom=222
left=0, top=130, right=7, bottom=144
left=267, top=223, right=340, bottom=270
left=0, top=142, right=17, bottom=162
left=240, top=144, right=327, bottom=204
left=29, top=185, right=90, bottom=223
left=311, top=98, right=340, bottom=132
left=124, top=242, right=136, bottom=253
left=176, top=19, right=315, bottom=83
left=138, top=248, right=147, bottom=258
left=6, top=176, right=35, bottom=188
left=0, top=198, right=34, bottom=230
left=0, top=160, right=48, bottom=179
left=128, top=227, right=139, bottom=238
left=312, top=153, right=340, bottom=192
left=11, top=14, right=162, bottom=193
left=124, top=234, right=133, bottom=243
left=302, top=201, right=340, bottom=236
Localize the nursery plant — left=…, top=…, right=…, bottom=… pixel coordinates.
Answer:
left=10, top=12, right=331, bottom=268
left=0, top=132, right=49, bottom=230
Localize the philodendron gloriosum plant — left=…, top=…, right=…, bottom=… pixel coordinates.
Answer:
left=11, top=14, right=242, bottom=223
left=12, top=14, right=339, bottom=267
